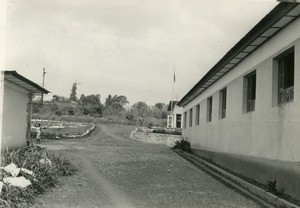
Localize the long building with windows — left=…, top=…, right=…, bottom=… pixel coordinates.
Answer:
left=178, top=2, right=300, bottom=200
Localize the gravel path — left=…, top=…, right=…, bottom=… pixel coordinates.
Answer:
left=34, top=124, right=262, bottom=208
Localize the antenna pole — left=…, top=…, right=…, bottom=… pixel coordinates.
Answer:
left=41, top=68, right=46, bottom=106
left=171, top=66, right=175, bottom=127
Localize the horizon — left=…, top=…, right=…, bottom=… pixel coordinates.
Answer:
left=4, top=0, right=277, bottom=106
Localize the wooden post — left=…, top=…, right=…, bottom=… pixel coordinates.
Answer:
left=26, top=93, right=33, bottom=146
left=41, top=68, right=46, bottom=106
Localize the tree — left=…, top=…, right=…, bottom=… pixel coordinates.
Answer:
left=115, top=95, right=129, bottom=107
left=78, top=94, right=103, bottom=116
left=105, top=95, right=113, bottom=107
left=104, top=95, right=129, bottom=109
left=154, top=103, right=165, bottom=110
left=52, top=95, right=69, bottom=103
left=103, top=94, right=129, bottom=116
left=151, top=103, right=168, bottom=119
left=70, top=83, right=77, bottom=102
left=132, top=102, right=149, bottom=117
left=79, top=94, right=101, bottom=107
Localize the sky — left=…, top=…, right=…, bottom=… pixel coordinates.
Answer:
left=4, top=0, right=278, bottom=106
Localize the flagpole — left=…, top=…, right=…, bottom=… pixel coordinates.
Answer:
left=171, top=66, right=175, bottom=128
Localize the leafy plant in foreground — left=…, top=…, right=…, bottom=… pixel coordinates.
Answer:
left=267, top=180, right=285, bottom=196
left=173, top=138, right=193, bottom=153
left=1, top=146, right=77, bottom=208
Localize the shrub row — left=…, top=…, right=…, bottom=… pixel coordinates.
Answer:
left=152, top=128, right=182, bottom=135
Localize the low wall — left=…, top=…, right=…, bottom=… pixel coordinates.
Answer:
left=32, top=119, right=95, bottom=139
left=131, top=131, right=182, bottom=147
left=193, top=148, right=300, bottom=201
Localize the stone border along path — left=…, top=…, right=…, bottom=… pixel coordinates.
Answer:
left=130, top=128, right=183, bottom=147
left=67, top=124, right=95, bottom=138
left=174, top=150, right=300, bottom=208
left=32, top=119, right=96, bottom=138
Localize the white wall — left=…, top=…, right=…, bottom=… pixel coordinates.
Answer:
left=0, top=0, right=8, bottom=160
left=182, top=17, right=300, bottom=162
left=2, top=80, right=29, bottom=149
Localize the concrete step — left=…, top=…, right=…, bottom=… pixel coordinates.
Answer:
left=173, top=149, right=300, bottom=208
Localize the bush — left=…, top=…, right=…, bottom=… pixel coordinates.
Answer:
left=266, top=180, right=285, bottom=196
left=1, top=146, right=77, bottom=207
left=48, top=153, right=77, bottom=176
left=152, top=128, right=182, bottom=135
left=173, top=138, right=192, bottom=153
left=0, top=184, right=36, bottom=208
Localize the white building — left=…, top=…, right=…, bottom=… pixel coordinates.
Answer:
left=178, top=2, right=300, bottom=200
left=167, top=101, right=183, bottom=128
left=1, top=71, right=49, bottom=149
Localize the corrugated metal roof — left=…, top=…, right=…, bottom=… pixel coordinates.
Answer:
left=4, top=71, right=49, bottom=94
left=178, top=2, right=300, bottom=107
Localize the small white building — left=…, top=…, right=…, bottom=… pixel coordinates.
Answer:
left=0, top=71, right=49, bottom=149
left=178, top=2, right=300, bottom=200
left=167, top=101, right=183, bottom=128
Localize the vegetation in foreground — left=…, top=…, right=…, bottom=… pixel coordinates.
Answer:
left=0, top=146, right=77, bottom=208
left=173, top=138, right=193, bottom=153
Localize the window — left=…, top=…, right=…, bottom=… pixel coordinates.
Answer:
left=176, top=114, right=182, bottom=128
left=189, top=108, right=193, bottom=127
left=183, top=112, right=187, bottom=128
left=219, top=88, right=227, bottom=119
left=196, top=104, right=200, bottom=125
left=278, top=49, right=294, bottom=104
left=246, top=72, right=256, bottom=112
left=167, top=116, right=173, bottom=128
left=207, top=97, right=212, bottom=122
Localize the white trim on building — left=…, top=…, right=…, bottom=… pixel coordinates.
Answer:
left=167, top=101, right=183, bottom=128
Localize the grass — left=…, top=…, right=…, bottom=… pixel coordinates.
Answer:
left=0, top=146, right=77, bottom=208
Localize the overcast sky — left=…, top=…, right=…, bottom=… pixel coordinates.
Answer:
left=4, top=0, right=278, bottom=106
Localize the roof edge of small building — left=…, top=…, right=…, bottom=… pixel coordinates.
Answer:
left=3, top=70, right=50, bottom=94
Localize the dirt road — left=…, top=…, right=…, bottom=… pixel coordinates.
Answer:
left=34, top=124, right=262, bottom=208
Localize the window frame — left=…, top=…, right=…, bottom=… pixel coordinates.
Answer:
left=219, top=88, right=227, bottom=119
left=195, top=104, right=200, bottom=125
left=245, top=71, right=256, bottom=113
left=176, top=114, right=182, bottom=128
left=207, top=97, right=213, bottom=122
left=277, top=47, right=294, bottom=104
left=189, top=108, right=193, bottom=127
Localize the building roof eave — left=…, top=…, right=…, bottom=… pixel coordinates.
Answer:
left=178, top=2, right=300, bottom=107
left=4, top=70, right=50, bottom=94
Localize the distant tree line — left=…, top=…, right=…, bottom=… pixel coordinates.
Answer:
left=33, top=82, right=168, bottom=127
